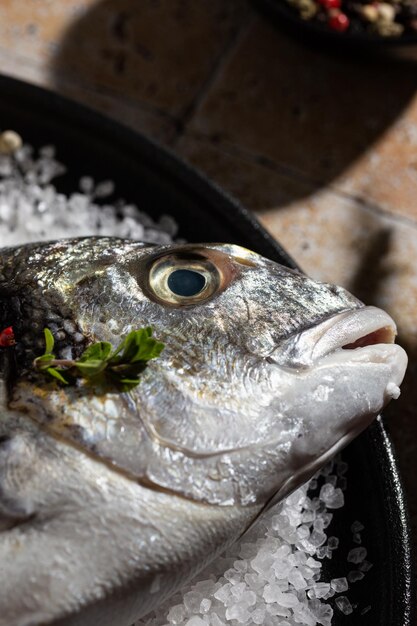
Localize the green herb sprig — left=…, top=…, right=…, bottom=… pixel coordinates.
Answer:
left=34, top=327, right=164, bottom=392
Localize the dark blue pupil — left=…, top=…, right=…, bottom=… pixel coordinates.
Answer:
left=167, top=269, right=206, bottom=297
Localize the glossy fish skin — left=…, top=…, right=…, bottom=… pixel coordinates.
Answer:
left=0, top=238, right=407, bottom=626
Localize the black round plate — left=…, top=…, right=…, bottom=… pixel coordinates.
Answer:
left=0, top=74, right=414, bottom=626
left=255, top=0, right=417, bottom=49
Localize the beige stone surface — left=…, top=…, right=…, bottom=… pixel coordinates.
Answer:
left=0, top=0, right=417, bottom=617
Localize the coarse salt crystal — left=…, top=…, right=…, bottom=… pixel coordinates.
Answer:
left=335, top=595, right=354, bottom=615
left=287, top=568, right=306, bottom=590
left=263, top=583, right=282, bottom=603
left=308, top=582, right=330, bottom=599
left=224, top=568, right=241, bottom=584
left=348, top=570, right=365, bottom=583
left=311, top=600, right=334, bottom=626
left=213, top=584, right=232, bottom=605
left=94, top=180, right=115, bottom=198
left=310, top=530, right=327, bottom=547
left=293, top=604, right=317, bottom=626
left=277, top=592, right=299, bottom=608
left=250, top=607, right=266, bottom=624
left=319, top=484, right=345, bottom=509
left=224, top=604, right=251, bottom=623
left=184, top=617, right=206, bottom=626
left=230, top=582, right=246, bottom=600
left=183, top=591, right=203, bottom=613
left=199, top=598, right=211, bottom=613
left=347, top=547, right=367, bottom=564
left=327, top=536, right=339, bottom=550
left=79, top=176, right=94, bottom=193
left=167, top=604, right=186, bottom=624
left=233, top=560, right=247, bottom=573
left=359, top=559, right=373, bottom=572
left=330, top=577, right=349, bottom=592
left=350, top=520, right=364, bottom=533
left=244, top=573, right=263, bottom=590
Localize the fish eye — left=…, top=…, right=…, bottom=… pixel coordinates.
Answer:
left=147, top=254, right=221, bottom=306
left=167, top=269, right=206, bottom=297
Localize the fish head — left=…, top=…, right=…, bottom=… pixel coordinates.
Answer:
left=2, top=237, right=407, bottom=507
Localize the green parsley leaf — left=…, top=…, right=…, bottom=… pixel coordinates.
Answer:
left=75, top=360, right=108, bottom=377
left=34, top=327, right=164, bottom=392
left=44, top=328, right=55, bottom=355
left=79, top=341, right=113, bottom=363
left=46, top=367, right=70, bottom=385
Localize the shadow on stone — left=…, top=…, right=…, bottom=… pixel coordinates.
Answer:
left=347, top=226, right=393, bottom=304
left=50, top=0, right=250, bottom=123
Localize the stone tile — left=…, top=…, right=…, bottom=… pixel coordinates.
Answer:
left=187, top=16, right=417, bottom=221
left=0, top=48, right=51, bottom=91
left=334, top=110, right=417, bottom=222
left=0, top=0, right=94, bottom=63
left=175, top=134, right=313, bottom=211
left=0, top=0, right=251, bottom=118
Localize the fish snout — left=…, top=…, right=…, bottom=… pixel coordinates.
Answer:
left=309, top=307, right=408, bottom=398
left=308, top=306, right=397, bottom=358
left=272, top=307, right=405, bottom=368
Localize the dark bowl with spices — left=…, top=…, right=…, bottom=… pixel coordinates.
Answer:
left=255, top=0, right=417, bottom=47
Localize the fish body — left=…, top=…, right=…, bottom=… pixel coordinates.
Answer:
left=0, top=238, right=407, bottom=626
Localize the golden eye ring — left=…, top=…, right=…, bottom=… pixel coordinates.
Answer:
left=147, top=254, right=221, bottom=306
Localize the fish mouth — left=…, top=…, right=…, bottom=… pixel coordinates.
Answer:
left=310, top=306, right=398, bottom=360
left=306, top=306, right=408, bottom=395
left=275, top=306, right=408, bottom=390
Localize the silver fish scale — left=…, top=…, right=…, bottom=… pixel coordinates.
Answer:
left=0, top=238, right=151, bottom=366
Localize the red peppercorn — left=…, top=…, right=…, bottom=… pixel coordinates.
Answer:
left=0, top=326, right=15, bottom=347
left=328, top=12, right=350, bottom=31
left=318, top=0, right=341, bottom=9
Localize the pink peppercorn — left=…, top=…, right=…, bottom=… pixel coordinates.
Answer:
left=328, top=12, right=350, bottom=31
left=0, top=326, right=15, bottom=347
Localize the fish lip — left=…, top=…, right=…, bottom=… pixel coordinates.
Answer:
left=310, top=306, right=398, bottom=362
left=271, top=306, right=406, bottom=373
left=289, top=305, right=408, bottom=391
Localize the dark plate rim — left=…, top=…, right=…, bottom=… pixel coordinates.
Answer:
left=0, top=73, right=414, bottom=625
